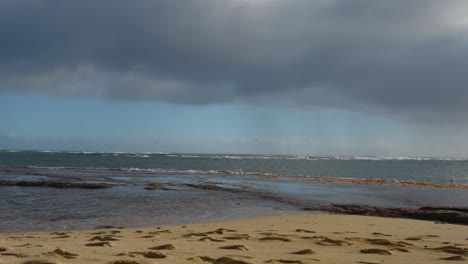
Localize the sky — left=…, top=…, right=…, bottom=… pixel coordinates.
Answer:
left=1, top=0, right=468, bottom=156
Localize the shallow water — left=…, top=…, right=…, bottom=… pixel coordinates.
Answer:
left=0, top=151, right=467, bottom=232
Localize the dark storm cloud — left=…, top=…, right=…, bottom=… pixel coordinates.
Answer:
left=1, top=0, right=468, bottom=123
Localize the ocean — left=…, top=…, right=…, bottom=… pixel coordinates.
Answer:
left=1, top=150, right=467, bottom=232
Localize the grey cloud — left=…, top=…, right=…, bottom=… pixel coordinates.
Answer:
left=1, top=0, right=468, bottom=124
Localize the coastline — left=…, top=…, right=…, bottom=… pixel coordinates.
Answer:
left=1, top=214, right=467, bottom=264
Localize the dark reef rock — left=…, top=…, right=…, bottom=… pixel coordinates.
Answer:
left=0, top=180, right=115, bottom=189
left=302, top=204, right=468, bottom=225
left=144, top=183, right=172, bottom=190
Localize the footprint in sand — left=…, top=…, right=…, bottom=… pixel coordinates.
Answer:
left=205, top=228, right=237, bottom=235
left=111, top=261, right=141, bottom=264
left=259, top=237, right=292, bottom=242
left=223, top=234, right=251, bottom=240
left=427, top=246, right=468, bottom=256
left=357, top=261, right=381, bottom=264
left=359, top=248, right=392, bottom=255
left=266, top=260, right=303, bottom=264
left=372, top=232, right=391, bottom=237
left=21, top=260, right=56, bottom=264
left=14, top=243, right=32, bottom=248
left=148, top=244, right=176, bottom=250
left=291, top=249, right=315, bottom=255
left=51, top=235, right=70, bottom=239
left=219, top=245, right=249, bottom=251
left=316, top=237, right=350, bottom=246
left=0, top=247, right=6, bottom=252
left=390, top=247, right=410, bottom=253
left=333, top=231, right=357, bottom=235
left=89, top=235, right=119, bottom=241
left=299, top=236, right=323, bottom=240
left=258, top=232, right=287, bottom=236
left=295, top=229, right=315, bottom=233
left=439, top=256, right=466, bottom=261
left=396, top=241, right=413, bottom=246
left=49, top=232, right=68, bottom=236
left=148, top=244, right=175, bottom=250
left=90, top=231, right=107, bottom=235
left=2, top=252, right=28, bottom=258
left=347, top=238, right=398, bottom=247
left=213, top=256, right=252, bottom=264
left=187, top=256, right=215, bottom=262
left=199, top=237, right=226, bottom=242
left=404, top=237, right=422, bottom=241
left=405, top=235, right=440, bottom=241
left=183, top=232, right=208, bottom=238
left=130, top=251, right=166, bottom=259
left=45, top=248, right=79, bottom=259
left=148, top=230, right=172, bottom=235
left=85, top=241, right=112, bottom=247
left=140, top=235, right=154, bottom=238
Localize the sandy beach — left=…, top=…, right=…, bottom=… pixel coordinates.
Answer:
left=0, top=214, right=467, bottom=264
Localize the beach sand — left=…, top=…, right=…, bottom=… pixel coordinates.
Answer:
left=0, top=214, right=467, bottom=264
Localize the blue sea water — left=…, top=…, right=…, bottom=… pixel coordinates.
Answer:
left=0, top=150, right=467, bottom=232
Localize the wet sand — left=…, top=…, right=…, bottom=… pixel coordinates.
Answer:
left=0, top=214, right=467, bottom=264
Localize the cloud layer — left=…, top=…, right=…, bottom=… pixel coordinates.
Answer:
left=1, top=0, right=468, bottom=124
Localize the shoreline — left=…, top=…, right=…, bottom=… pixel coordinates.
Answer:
left=1, top=214, right=467, bottom=264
